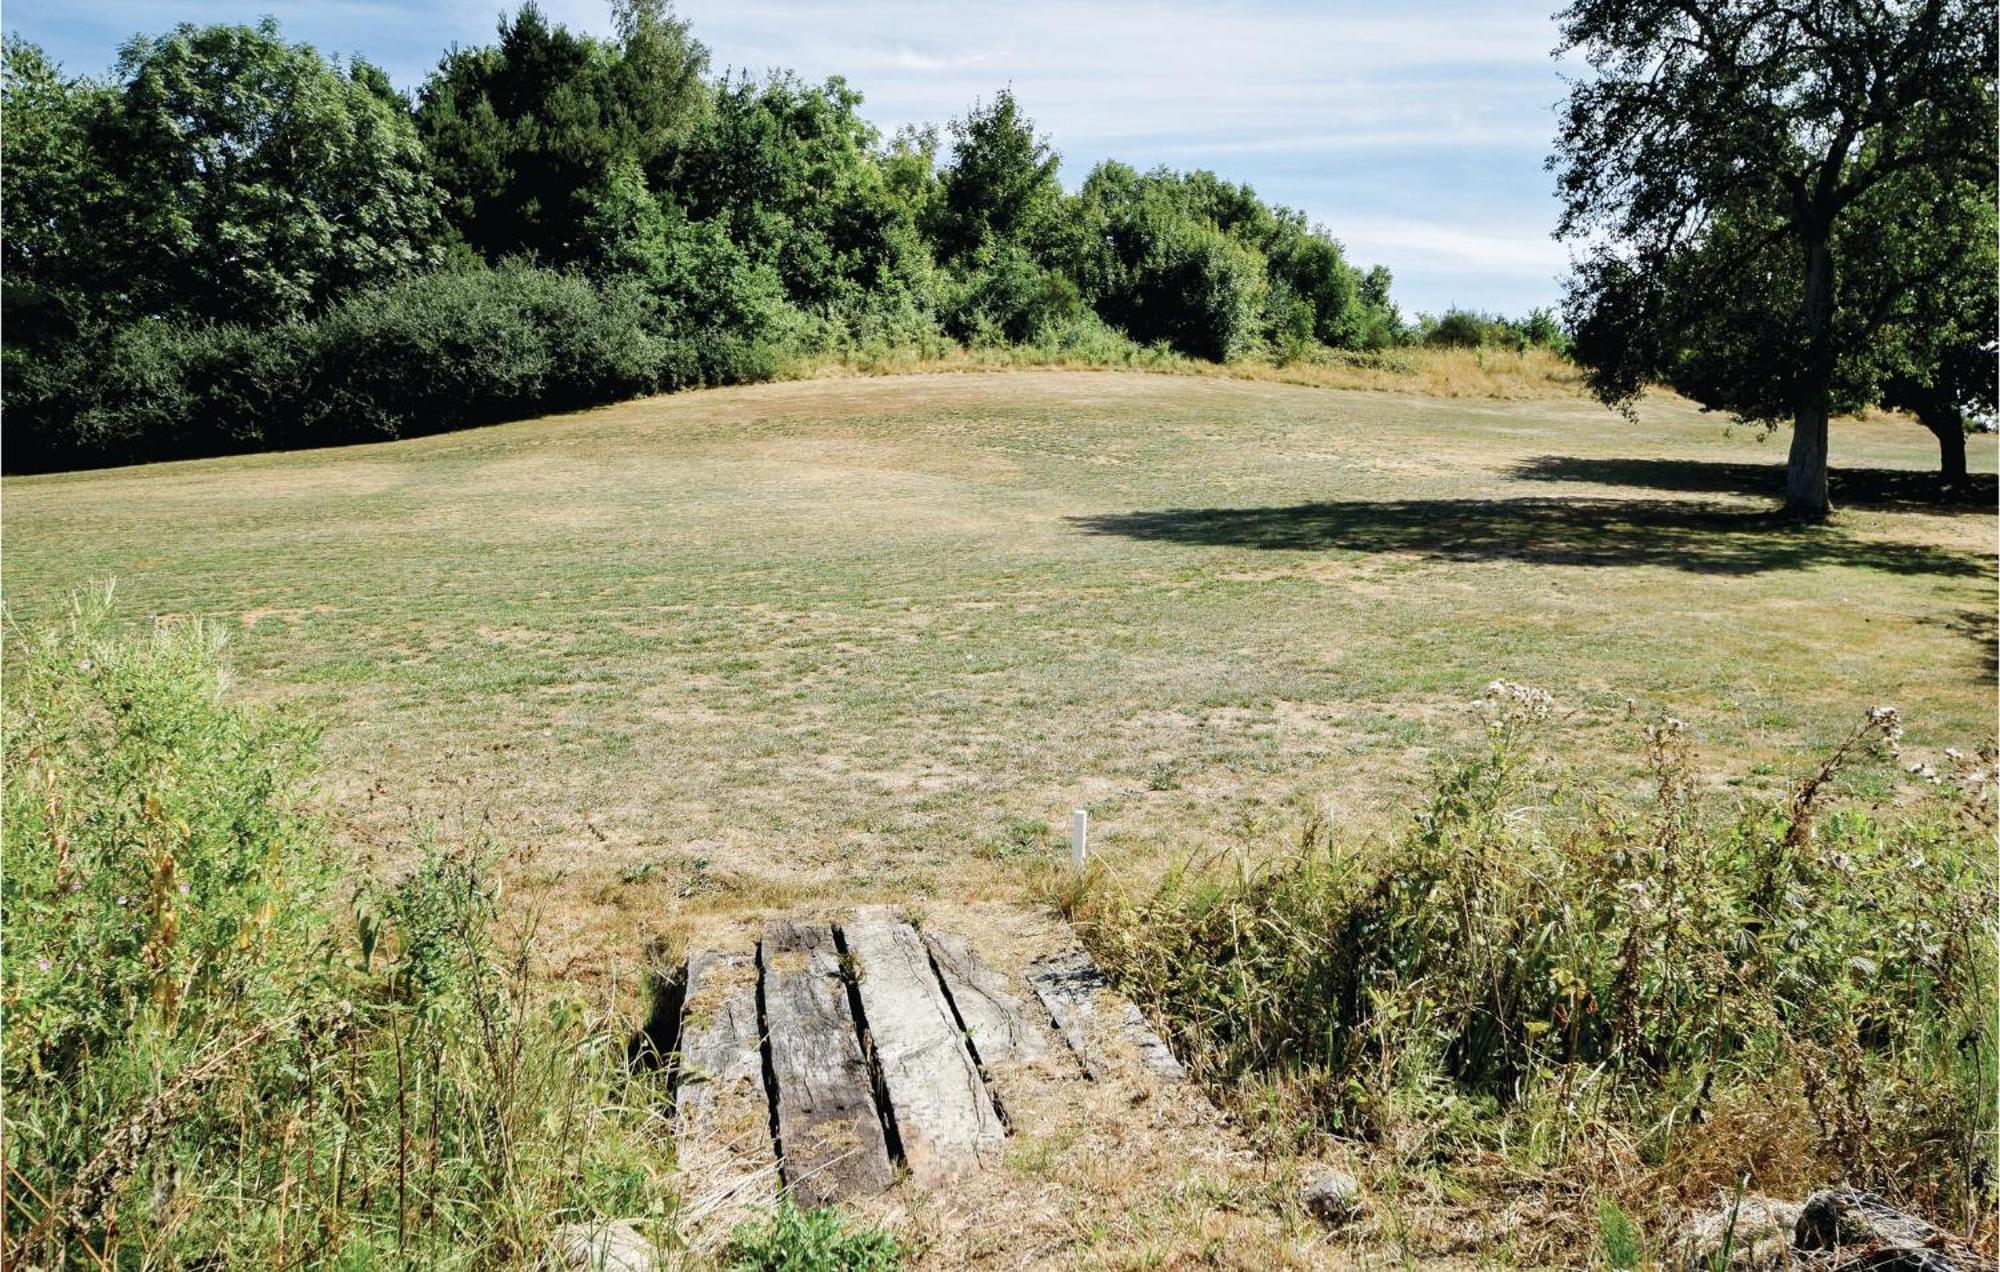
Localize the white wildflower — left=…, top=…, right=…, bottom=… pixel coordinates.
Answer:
left=1477, top=680, right=1553, bottom=717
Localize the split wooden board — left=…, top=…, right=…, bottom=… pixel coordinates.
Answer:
left=760, top=920, right=895, bottom=1206
left=671, top=916, right=1189, bottom=1208
left=845, top=909, right=1005, bottom=1182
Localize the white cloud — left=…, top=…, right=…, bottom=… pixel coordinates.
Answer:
left=884, top=45, right=994, bottom=72
left=661, top=0, right=1567, bottom=145
left=1336, top=218, right=1570, bottom=276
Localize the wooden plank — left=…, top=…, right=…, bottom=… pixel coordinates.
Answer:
left=1026, top=949, right=1185, bottom=1083
left=759, top=920, right=894, bottom=1206
left=675, top=951, right=764, bottom=1124
left=922, top=929, right=1049, bottom=1065
left=671, top=951, right=777, bottom=1224
left=1121, top=1000, right=1187, bottom=1082
left=1026, top=950, right=1108, bottom=1080
left=844, top=910, right=1005, bottom=1182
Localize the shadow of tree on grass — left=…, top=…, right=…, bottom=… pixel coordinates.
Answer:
left=1069, top=497, right=1990, bottom=578
left=1509, top=455, right=1997, bottom=512
left=1917, top=607, right=1999, bottom=683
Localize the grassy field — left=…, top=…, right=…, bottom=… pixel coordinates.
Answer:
left=5, top=368, right=1994, bottom=973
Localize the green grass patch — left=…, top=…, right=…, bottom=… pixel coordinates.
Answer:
left=726, top=1200, right=903, bottom=1271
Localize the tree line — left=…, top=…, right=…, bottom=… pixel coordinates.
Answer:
left=2, top=2, right=1550, bottom=473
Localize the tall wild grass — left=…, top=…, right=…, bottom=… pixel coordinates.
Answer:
left=2, top=588, right=676, bottom=1266
left=1059, top=684, right=1995, bottom=1260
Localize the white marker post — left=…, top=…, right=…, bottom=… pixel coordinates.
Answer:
left=1070, top=809, right=1088, bottom=869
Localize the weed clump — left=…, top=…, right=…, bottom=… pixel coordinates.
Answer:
left=726, top=1199, right=903, bottom=1271
left=1062, top=684, right=1996, bottom=1262
left=3, top=588, right=675, bottom=1266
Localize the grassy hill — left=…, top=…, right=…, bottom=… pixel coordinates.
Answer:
left=7, top=369, right=1992, bottom=969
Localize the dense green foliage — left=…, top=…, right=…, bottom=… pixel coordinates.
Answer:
left=415, top=0, right=706, bottom=269
left=2, top=592, right=676, bottom=1264
left=1068, top=689, right=1996, bottom=1256
left=0, top=3, right=1472, bottom=472
left=726, top=1200, right=903, bottom=1271
left=1551, top=0, right=1998, bottom=511
left=1415, top=306, right=1567, bottom=353
left=1, top=25, right=441, bottom=333
left=1, top=25, right=448, bottom=465
left=13, top=263, right=696, bottom=470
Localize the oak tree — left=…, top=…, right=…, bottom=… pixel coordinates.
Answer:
left=1552, top=0, right=1996, bottom=515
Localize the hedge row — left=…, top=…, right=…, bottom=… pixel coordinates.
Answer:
left=6, top=262, right=785, bottom=472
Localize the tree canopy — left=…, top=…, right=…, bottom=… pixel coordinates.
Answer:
left=0, top=3, right=1488, bottom=473
left=932, top=90, right=1064, bottom=264
left=3, top=22, right=443, bottom=331
left=1551, top=0, right=1997, bottom=515
left=414, top=0, right=707, bottom=268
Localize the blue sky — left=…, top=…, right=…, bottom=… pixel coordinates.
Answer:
left=5, top=0, right=1580, bottom=317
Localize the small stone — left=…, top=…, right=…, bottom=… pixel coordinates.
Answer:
left=1300, top=1166, right=1361, bottom=1226
left=1675, top=1195, right=1801, bottom=1271
left=544, top=1220, right=656, bottom=1272
left=1796, top=1189, right=1880, bottom=1252
left=1795, top=1189, right=1984, bottom=1270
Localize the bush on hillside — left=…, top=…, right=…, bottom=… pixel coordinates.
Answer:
left=1086, top=202, right=1272, bottom=362
left=942, top=242, right=1085, bottom=345
left=1074, top=162, right=1393, bottom=360
left=48, top=319, right=306, bottom=469
left=4, top=259, right=799, bottom=471
left=1420, top=306, right=1571, bottom=352
left=311, top=263, right=670, bottom=444
left=1423, top=308, right=1496, bottom=348
left=1135, top=216, right=1271, bottom=361
left=650, top=217, right=800, bottom=386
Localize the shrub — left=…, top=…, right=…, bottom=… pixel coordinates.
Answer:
left=1072, top=162, right=1391, bottom=357
left=66, top=318, right=321, bottom=463
left=2, top=588, right=675, bottom=1265
left=3, top=586, right=332, bottom=1095
left=1419, top=307, right=1571, bottom=353
left=1089, top=205, right=1270, bottom=361
left=312, top=262, right=670, bottom=444
left=942, top=242, right=1084, bottom=346
left=1519, top=306, right=1569, bottom=352
left=1062, top=688, right=1996, bottom=1257
left=1261, top=218, right=1364, bottom=347
left=1263, top=281, right=1319, bottom=363
left=6, top=261, right=764, bottom=469
left=652, top=216, right=798, bottom=388
left=1424, top=307, right=1495, bottom=349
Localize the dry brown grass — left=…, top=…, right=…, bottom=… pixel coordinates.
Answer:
left=5, top=368, right=1991, bottom=1267
left=784, top=342, right=1587, bottom=400
left=7, top=370, right=1991, bottom=981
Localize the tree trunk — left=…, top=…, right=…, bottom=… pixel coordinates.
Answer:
left=1785, top=403, right=1831, bottom=517
left=1924, top=411, right=1968, bottom=486
left=1785, top=230, right=1836, bottom=519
